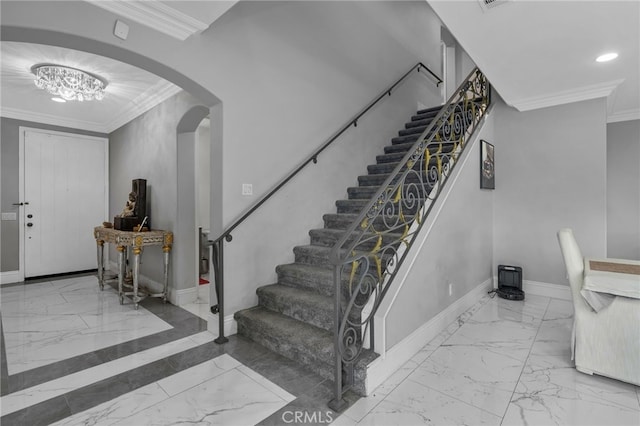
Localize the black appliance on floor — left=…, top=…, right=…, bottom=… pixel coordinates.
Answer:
left=497, top=265, right=524, bottom=300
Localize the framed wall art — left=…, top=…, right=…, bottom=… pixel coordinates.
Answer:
left=480, top=140, right=495, bottom=189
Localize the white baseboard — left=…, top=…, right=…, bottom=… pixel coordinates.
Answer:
left=207, top=313, right=237, bottom=338
left=365, top=278, right=493, bottom=394
left=0, top=270, right=22, bottom=285
left=172, top=287, right=198, bottom=306
left=198, top=283, right=210, bottom=303
left=523, top=279, right=572, bottom=301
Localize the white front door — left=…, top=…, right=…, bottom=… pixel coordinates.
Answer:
left=22, top=129, right=108, bottom=278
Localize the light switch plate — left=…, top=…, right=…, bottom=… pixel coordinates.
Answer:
left=1, top=212, right=17, bottom=221
left=242, top=183, right=253, bottom=196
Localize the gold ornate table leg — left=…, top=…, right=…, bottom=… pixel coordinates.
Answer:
left=96, top=240, right=105, bottom=290
left=117, top=245, right=126, bottom=304
left=132, top=246, right=142, bottom=310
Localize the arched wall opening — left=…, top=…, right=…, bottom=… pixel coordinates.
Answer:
left=176, top=106, right=213, bottom=306
left=1, top=26, right=224, bottom=306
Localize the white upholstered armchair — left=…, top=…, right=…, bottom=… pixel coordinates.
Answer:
left=557, top=228, right=640, bottom=386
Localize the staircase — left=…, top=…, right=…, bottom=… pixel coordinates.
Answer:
left=234, top=104, right=445, bottom=394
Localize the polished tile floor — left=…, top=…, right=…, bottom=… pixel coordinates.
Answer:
left=1, top=274, right=638, bottom=425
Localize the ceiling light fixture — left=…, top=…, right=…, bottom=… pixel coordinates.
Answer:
left=51, top=97, right=66, bottom=103
left=31, top=64, right=107, bottom=101
left=596, top=52, right=618, bottom=63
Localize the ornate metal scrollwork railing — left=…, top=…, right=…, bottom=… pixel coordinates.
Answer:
left=328, top=68, right=490, bottom=410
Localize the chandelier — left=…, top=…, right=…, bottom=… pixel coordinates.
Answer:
left=31, top=64, right=107, bottom=101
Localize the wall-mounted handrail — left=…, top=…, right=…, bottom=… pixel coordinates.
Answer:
left=207, top=62, right=442, bottom=343
left=212, top=62, right=441, bottom=246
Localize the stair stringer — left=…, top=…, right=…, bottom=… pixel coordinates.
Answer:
left=363, top=104, right=495, bottom=395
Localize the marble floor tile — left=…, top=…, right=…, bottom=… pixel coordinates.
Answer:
left=179, top=299, right=212, bottom=321
left=2, top=282, right=173, bottom=375
left=409, top=343, right=528, bottom=417
left=444, top=315, right=539, bottom=353
left=470, top=294, right=549, bottom=326
left=502, top=353, right=640, bottom=425
left=342, top=356, right=424, bottom=422
left=357, top=378, right=501, bottom=425
left=5, top=273, right=635, bottom=426
left=114, top=368, right=293, bottom=425
left=5, top=312, right=172, bottom=374
left=529, top=316, right=573, bottom=357
left=157, top=354, right=241, bottom=397
left=1, top=331, right=214, bottom=416
left=50, top=382, right=170, bottom=426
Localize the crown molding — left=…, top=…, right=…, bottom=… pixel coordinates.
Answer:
left=1, top=81, right=182, bottom=134
left=85, top=0, right=210, bottom=41
left=607, top=108, right=640, bottom=124
left=510, top=79, right=625, bottom=112
left=0, top=106, right=109, bottom=134
left=105, top=81, right=182, bottom=132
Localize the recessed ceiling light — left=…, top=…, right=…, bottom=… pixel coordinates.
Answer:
left=596, top=52, right=618, bottom=63
left=51, top=97, right=66, bottom=103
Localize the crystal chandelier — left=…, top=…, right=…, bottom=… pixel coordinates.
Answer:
left=31, top=64, right=107, bottom=101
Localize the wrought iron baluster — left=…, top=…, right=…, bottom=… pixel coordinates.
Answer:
left=329, top=68, right=490, bottom=409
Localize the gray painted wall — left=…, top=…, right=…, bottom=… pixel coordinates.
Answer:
left=607, top=119, right=640, bottom=260
left=386, top=113, right=495, bottom=348
left=0, top=117, right=106, bottom=272
left=493, top=97, right=608, bottom=286
left=1, top=1, right=444, bottom=311
left=108, top=91, right=203, bottom=290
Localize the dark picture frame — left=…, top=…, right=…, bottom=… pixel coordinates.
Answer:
left=480, top=140, right=495, bottom=189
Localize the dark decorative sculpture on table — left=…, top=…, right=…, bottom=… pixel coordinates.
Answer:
left=114, top=179, right=149, bottom=231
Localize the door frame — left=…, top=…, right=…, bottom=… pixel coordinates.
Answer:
left=18, top=126, right=109, bottom=281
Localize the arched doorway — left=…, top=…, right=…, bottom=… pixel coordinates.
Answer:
left=176, top=106, right=213, bottom=310
left=2, top=26, right=224, bottom=317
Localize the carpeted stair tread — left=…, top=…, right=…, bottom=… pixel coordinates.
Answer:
left=411, top=110, right=441, bottom=122
left=235, top=306, right=378, bottom=390
left=276, top=262, right=337, bottom=297
left=378, top=143, right=456, bottom=164
left=322, top=213, right=414, bottom=230
left=391, top=134, right=422, bottom=145
left=237, top=103, right=447, bottom=397
left=234, top=307, right=335, bottom=367
left=309, top=228, right=405, bottom=250
left=415, top=104, right=443, bottom=115
left=257, top=284, right=335, bottom=331
left=347, top=184, right=434, bottom=200
left=358, top=172, right=430, bottom=187
left=293, top=244, right=349, bottom=267
left=405, top=117, right=435, bottom=129
left=398, top=125, right=428, bottom=136
left=384, top=141, right=425, bottom=154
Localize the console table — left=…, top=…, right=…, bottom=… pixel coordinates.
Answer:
left=94, top=227, right=173, bottom=309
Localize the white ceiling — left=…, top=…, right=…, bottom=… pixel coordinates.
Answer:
left=0, top=41, right=182, bottom=133
left=0, top=1, right=237, bottom=134
left=1, top=0, right=638, bottom=134
left=428, top=0, right=640, bottom=123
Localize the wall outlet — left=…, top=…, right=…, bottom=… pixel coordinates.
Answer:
left=1, top=212, right=17, bottom=221
left=448, top=282, right=453, bottom=296
left=242, top=183, right=253, bottom=196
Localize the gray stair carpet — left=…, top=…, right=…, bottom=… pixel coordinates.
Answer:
left=234, top=104, right=445, bottom=395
